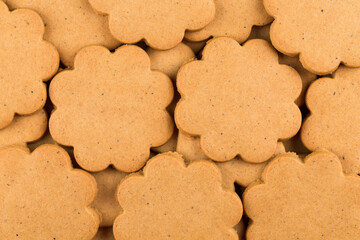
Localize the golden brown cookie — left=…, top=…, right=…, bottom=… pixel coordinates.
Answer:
left=88, top=0, right=216, bottom=50
left=248, top=24, right=317, bottom=106
left=264, top=0, right=360, bottom=74
left=93, top=227, right=115, bottom=240
left=185, top=0, right=272, bottom=43
left=92, top=168, right=127, bottom=227
left=301, top=67, right=360, bottom=174
left=175, top=37, right=302, bottom=163
left=0, top=145, right=99, bottom=239
left=49, top=45, right=174, bottom=172
left=0, top=1, right=59, bottom=130
left=147, top=43, right=195, bottom=81
left=4, top=0, right=120, bottom=67
left=244, top=151, right=360, bottom=239
left=0, top=109, right=47, bottom=149
left=114, top=152, right=242, bottom=239
left=176, top=131, right=286, bottom=189
left=151, top=130, right=178, bottom=153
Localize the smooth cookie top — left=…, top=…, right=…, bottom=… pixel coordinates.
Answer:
left=175, top=37, right=302, bottom=163
left=114, top=152, right=242, bottom=240
left=264, top=0, right=360, bottom=74
left=88, top=0, right=216, bottom=50
left=0, top=1, right=59, bottom=129
left=49, top=45, right=174, bottom=172
left=244, top=151, right=360, bottom=240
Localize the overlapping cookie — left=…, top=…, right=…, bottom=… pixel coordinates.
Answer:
left=0, top=109, right=47, bottom=149
left=114, top=152, right=242, bottom=239
left=175, top=37, right=302, bottom=163
left=185, top=0, right=272, bottom=43
left=0, top=145, right=99, bottom=239
left=50, top=45, right=174, bottom=172
left=88, top=0, right=216, bottom=50
left=176, top=131, right=286, bottom=190
left=92, top=168, right=128, bottom=227
left=244, top=151, right=360, bottom=239
left=301, top=67, right=360, bottom=174
left=4, top=0, right=120, bottom=67
left=248, top=24, right=317, bottom=106
left=0, top=1, right=59, bottom=129
left=264, top=0, right=360, bottom=74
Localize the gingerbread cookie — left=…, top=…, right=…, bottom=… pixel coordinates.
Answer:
left=114, top=152, right=242, bottom=239
left=264, top=0, right=360, bottom=74
left=183, top=40, right=207, bottom=54
left=0, top=1, right=59, bottom=130
left=4, top=0, right=120, bottom=67
left=88, top=0, right=216, bottom=50
left=185, top=0, right=272, bottom=43
left=244, top=151, right=360, bottom=239
left=92, top=167, right=127, bottom=227
left=248, top=24, right=317, bottom=106
left=147, top=43, right=195, bottom=81
left=176, top=131, right=286, bottom=189
left=0, top=109, right=47, bottom=149
left=49, top=45, right=174, bottom=172
left=301, top=67, right=360, bottom=174
left=175, top=37, right=302, bottom=163
left=93, top=227, right=115, bottom=240
left=0, top=145, right=99, bottom=239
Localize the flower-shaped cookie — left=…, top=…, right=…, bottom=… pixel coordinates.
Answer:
left=185, top=0, right=272, bottom=43
left=175, top=37, right=302, bottom=163
left=301, top=67, right=360, bottom=174
left=88, top=0, right=215, bottom=50
left=264, top=0, right=360, bottom=74
left=92, top=168, right=128, bottom=227
left=114, top=152, right=242, bottom=239
left=0, top=109, right=47, bottom=149
left=0, top=2, right=59, bottom=129
left=49, top=45, right=174, bottom=172
left=248, top=24, right=317, bottom=106
left=244, top=151, right=360, bottom=239
left=0, top=145, right=99, bottom=239
left=5, top=0, right=120, bottom=67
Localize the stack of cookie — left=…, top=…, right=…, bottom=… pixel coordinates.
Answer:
left=0, top=0, right=359, bottom=239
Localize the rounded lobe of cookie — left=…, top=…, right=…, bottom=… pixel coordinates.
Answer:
left=244, top=151, right=360, bottom=240
left=301, top=67, right=360, bottom=174
left=0, top=109, right=47, bottom=148
left=264, top=0, right=360, bottom=74
left=0, top=2, right=59, bottom=129
left=49, top=45, right=174, bottom=172
left=88, top=0, right=216, bottom=50
left=0, top=145, right=100, bottom=239
left=147, top=43, right=196, bottom=80
left=6, top=0, right=120, bottom=67
left=185, top=0, right=272, bottom=43
left=175, top=37, right=302, bottom=163
left=92, top=168, right=128, bottom=227
left=114, top=152, right=242, bottom=240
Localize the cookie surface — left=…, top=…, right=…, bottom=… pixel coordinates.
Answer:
left=244, top=151, right=360, bottom=239
left=49, top=45, right=173, bottom=172
left=301, top=67, right=360, bottom=174
left=4, top=0, right=120, bottom=67
left=92, top=168, right=127, bottom=227
left=88, top=0, right=215, bottom=50
left=264, top=0, right=360, bottom=74
left=175, top=37, right=302, bottom=163
left=0, top=109, right=47, bottom=149
left=248, top=24, right=317, bottom=106
left=0, top=145, right=99, bottom=239
left=185, top=0, right=272, bottom=43
left=114, top=152, right=242, bottom=239
left=0, top=2, right=59, bottom=129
